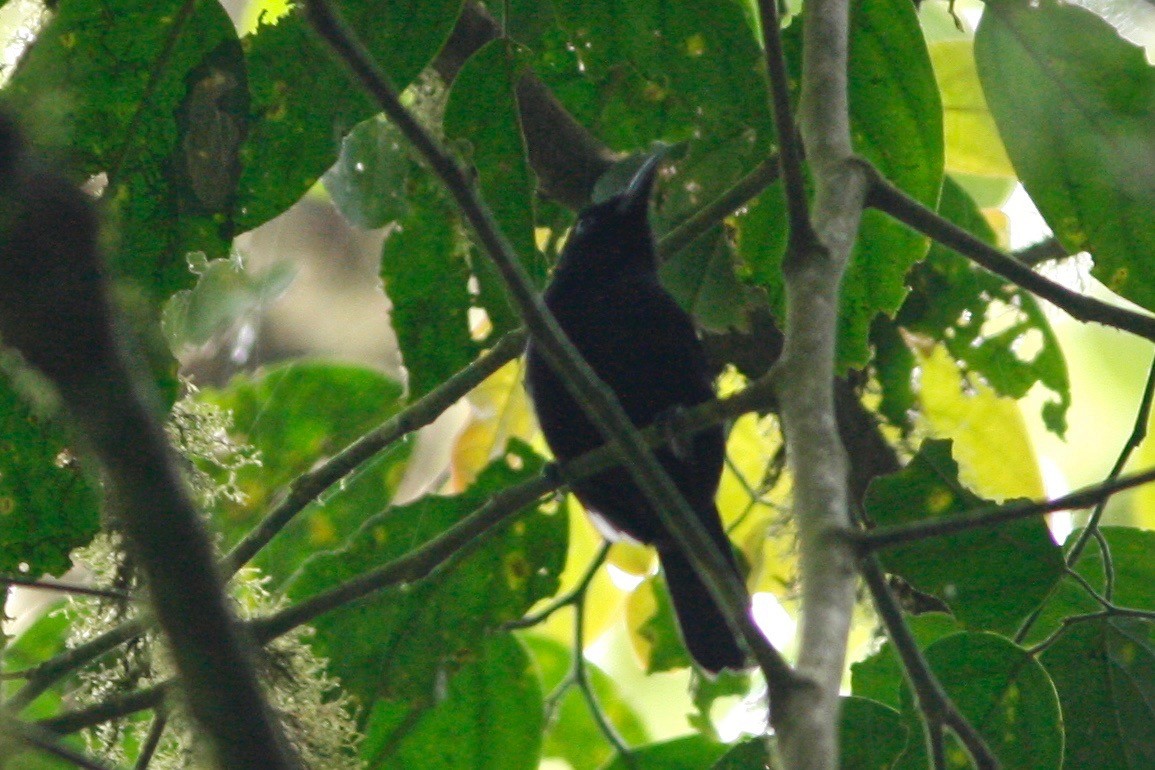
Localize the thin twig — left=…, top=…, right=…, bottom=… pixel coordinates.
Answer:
left=506, top=541, right=610, bottom=630
left=8, top=620, right=144, bottom=711
left=756, top=0, right=817, bottom=250
left=536, top=543, right=633, bottom=764
left=37, top=684, right=167, bottom=737
left=132, top=712, right=168, bottom=770
left=303, top=0, right=793, bottom=696
left=1014, top=357, right=1155, bottom=644
left=1067, top=354, right=1155, bottom=565
left=0, top=575, right=133, bottom=602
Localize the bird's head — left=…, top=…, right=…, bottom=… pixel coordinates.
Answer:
left=556, top=153, right=662, bottom=277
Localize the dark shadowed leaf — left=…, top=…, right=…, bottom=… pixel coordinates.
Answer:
left=865, top=440, right=1063, bottom=633
left=1042, top=616, right=1155, bottom=770
left=0, top=373, right=99, bottom=576
left=360, top=633, right=544, bottom=770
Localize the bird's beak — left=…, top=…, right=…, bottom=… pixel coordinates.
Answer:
left=616, top=153, right=662, bottom=217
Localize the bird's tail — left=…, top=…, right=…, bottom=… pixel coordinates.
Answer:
left=658, top=539, right=746, bottom=674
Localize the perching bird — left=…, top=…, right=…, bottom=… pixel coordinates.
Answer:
left=525, top=154, right=745, bottom=673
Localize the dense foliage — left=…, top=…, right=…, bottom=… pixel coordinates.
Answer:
left=1, top=0, right=1154, bottom=768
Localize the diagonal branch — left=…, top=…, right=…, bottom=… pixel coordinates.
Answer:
left=856, top=466, right=1155, bottom=552
left=866, top=167, right=1155, bottom=342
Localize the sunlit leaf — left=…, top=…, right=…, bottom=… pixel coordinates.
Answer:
left=977, top=0, right=1155, bottom=312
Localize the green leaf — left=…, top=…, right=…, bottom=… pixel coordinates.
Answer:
left=287, top=441, right=565, bottom=718
left=975, top=0, right=1155, bottom=312
left=638, top=572, right=692, bottom=673
left=524, top=634, right=648, bottom=770
left=710, top=738, right=769, bottom=769
left=840, top=696, right=908, bottom=770
left=601, top=735, right=728, bottom=770
left=897, top=176, right=1070, bottom=435
left=1041, top=616, right=1155, bottom=770
left=850, top=612, right=963, bottom=709
left=737, top=0, right=944, bottom=369
left=0, top=373, right=100, bottom=577
left=660, top=228, right=749, bottom=333
left=322, top=115, right=412, bottom=230
left=895, top=632, right=1062, bottom=770
left=379, top=172, right=477, bottom=397
left=361, top=633, right=544, bottom=770
left=198, top=360, right=407, bottom=584
left=864, top=440, right=1064, bottom=633
left=4, top=0, right=243, bottom=301
left=548, top=0, right=771, bottom=150
left=444, top=39, right=544, bottom=286
left=238, top=0, right=465, bottom=232
left=1, top=604, right=69, bottom=720
left=871, top=316, right=917, bottom=431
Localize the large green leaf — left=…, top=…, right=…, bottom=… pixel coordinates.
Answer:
left=238, top=0, right=465, bottom=231
left=895, top=176, right=1070, bottom=435
left=0, top=374, right=100, bottom=577
left=199, top=360, right=407, bottom=585
left=737, top=0, right=944, bottom=368
left=287, top=441, right=565, bottom=721
left=379, top=172, right=477, bottom=397
left=864, top=440, right=1063, bottom=633
left=601, top=736, right=728, bottom=770
left=322, top=115, right=412, bottom=230
left=895, top=632, right=1061, bottom=770
left=1042, top=616, right=1155, bottom=770
left=840, top=696, right=908, bottom=770
left=360, top=633, right=544, bottom=770
left=547, top=0, right=771, bottom=150
left=4, top=0, right=242, bottom=301
left=976, top=0, right=1155, bottom=312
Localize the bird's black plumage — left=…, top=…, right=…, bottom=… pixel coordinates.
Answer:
left=525, top=156, right=745, bottom=673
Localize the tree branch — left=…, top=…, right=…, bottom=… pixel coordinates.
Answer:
left=855, top=466, right=1155, bottom=552
left=764, top=0, right=866, bottom=764
left=0, top=131, right=297, bottom=768
left=866, top=168, right=1155, bottom=342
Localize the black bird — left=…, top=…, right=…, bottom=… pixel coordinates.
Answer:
left=525, top=155, right=746, bottom=673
